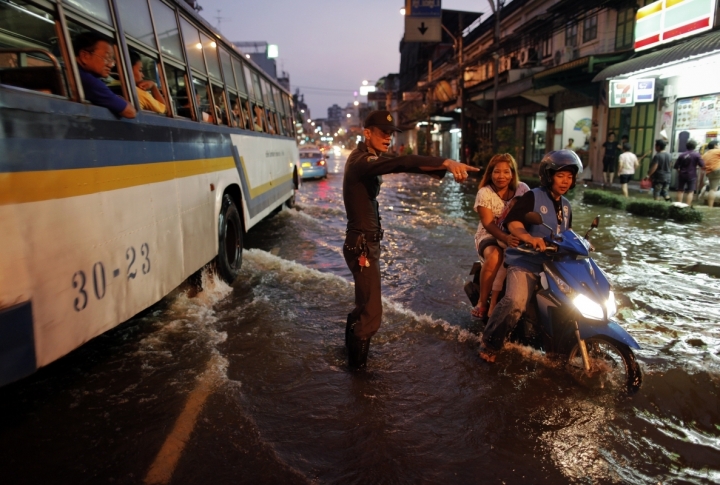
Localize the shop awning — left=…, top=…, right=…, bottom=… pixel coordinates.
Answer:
left=593, top=29, right=720, bottom=81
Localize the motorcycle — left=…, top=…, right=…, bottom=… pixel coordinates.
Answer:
left=465, top=213, right=643, bottom=393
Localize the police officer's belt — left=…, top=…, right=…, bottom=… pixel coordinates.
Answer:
left=346, top=229, right=384, bottom=242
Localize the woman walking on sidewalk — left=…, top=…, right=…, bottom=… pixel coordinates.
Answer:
left=618, top=143, right=639, bottom=198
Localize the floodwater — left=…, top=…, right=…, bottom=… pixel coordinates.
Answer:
left=1, top=150, right=719, bottom=484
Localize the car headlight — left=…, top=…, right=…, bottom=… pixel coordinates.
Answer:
left=573, top=294, right=604, bottom=320
left=606, top=290, right=617, bottom=318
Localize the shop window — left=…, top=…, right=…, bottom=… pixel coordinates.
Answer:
left=608, top=105, right=656, bottom=179
left=583, top=15, right=597, bottom=43
left=150, top=0, right=183, bottom=61
left=542, top=36, right=552, bottom=58
left=565, top=23, right=577, bottom=47
left=0, top=0, right=68, bottom=97
left=615, top=7, right=634, bottom=51
left=117, top=0, right=156, bottom=48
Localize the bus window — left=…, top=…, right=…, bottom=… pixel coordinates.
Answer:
left=219, top=48, right=235, bottom=91
left=67, top=22, right=129, bottom=102
left=242, top=65, right=253, bottom=100
left=149, top=0, right=183, bottom=61
left=240, top=97, right=252, bottom=130
left=130, top=50, right=167, bottom=114
left=231, top=58, right=247, bottom=95
left=0, top=1, right=68, bottom=97
left=180, top=18, right=205, bottom=74
left=64, top=0, right=112, bottom=26
left=201, top=33, right=221, bottom=80
left=251, top=102, right=265, bottom=132
left=228, top=91, right=241, bottom=128
left=250, top=71, right=262, bottom=104
left=266, top=109, right=278, bottom=135
left=117, top=0, right=157, bottom=48
left=192, top=78, right=213, bottom=123
left=165, top=62, right=191, bottom=118
left=210, top=83, right=227, bottom=125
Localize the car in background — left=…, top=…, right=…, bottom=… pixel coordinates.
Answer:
left=299, top=147, right=328, bottom=180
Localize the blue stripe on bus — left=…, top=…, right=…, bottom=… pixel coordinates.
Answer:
left=0, top=138, right=233, bottom=173
left=0, top=301, right=36, bottom=387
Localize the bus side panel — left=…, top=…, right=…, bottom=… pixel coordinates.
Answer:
left=229, top=134, right=298, bottom=230
left=22, top=180, right=186, bottom=367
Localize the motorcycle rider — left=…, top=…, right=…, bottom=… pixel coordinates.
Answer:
left=478, top=150, right=582, bottom=362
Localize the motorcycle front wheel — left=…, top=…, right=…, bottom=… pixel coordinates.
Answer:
left=567, top=336, right=642, bottom=394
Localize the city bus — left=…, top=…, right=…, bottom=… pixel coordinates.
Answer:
left=0, top=0, right=300, bottom=387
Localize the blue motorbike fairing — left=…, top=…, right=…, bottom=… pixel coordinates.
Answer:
left=552, top=229, right=590, bottom=257
left=578, top=320, right=641, bottom=349
left=545, top=258, right=610, bottom=304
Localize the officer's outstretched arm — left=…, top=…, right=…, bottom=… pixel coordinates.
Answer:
left=420, top=159, right=479, bottom=182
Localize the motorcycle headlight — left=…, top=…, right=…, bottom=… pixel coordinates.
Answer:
left=573, top=294, right=604, bottom=320
left=606, top=291, right=617, bottom=318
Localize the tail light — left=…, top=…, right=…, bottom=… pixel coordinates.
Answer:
left=317, top=159, right=326, bottom=166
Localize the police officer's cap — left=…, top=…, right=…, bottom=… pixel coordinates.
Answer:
left=364, top=110, right=402, bottom=133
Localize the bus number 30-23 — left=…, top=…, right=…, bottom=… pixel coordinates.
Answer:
left=72, top=243, right=151, bottom=312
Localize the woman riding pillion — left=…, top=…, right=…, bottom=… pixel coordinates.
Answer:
left=478, top=150, right=583, bottom=362
left=471, top=154, right=529, bottom=319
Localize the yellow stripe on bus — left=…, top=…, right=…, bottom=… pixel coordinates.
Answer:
left=665, top=0, right=685, bottom=8
left=0, top=156, right=291, bottom=205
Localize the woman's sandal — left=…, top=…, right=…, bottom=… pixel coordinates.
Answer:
left=470, top=304, right=489, bottom=319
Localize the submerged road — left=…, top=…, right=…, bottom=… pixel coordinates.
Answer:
left=1, top=150, right=719, bottom=484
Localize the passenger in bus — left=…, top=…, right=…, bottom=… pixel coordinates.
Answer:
left=266, top=109, right=276, bottom=134
left=253, top=105, right=264, bottom=132
left=74, top=32, right=136, bottom=119
left=130, top=52, right=166, bottom=114
left=176, top=87, right=212, bottom=121
left=231, top=101, right=242, bottom=128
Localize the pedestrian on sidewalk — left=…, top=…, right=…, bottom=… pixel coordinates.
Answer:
left=646, top=139, right=672, bottom=201
left=342, top=110, right=478, bottom=370
left=618, top=143, right=639, bottom=198
left=602, top=132, right=619, bottom=187
left=674, top=140, right=705, bottom=205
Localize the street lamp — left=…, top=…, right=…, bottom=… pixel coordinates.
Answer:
left=353, top=100, right=359, bottom=106
left=347, top=113, right=351, bottom=118
left=400, top=7, right=406, bottom=15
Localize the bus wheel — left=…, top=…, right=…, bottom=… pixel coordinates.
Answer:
left=217, top=194, right=243, bottom=284
left=285, top=194, right=296, bottom=208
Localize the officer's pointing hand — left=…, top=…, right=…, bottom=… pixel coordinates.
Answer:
left=442, top=160, right=480, bottom=182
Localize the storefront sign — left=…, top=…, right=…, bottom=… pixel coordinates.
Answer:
left=635, top=79, right=655, bottom=102
left=635, top=0, right=717, bottom=51
left=609, top=80, right=635, bottom=108
left=675, top=94, right=720, bottom=130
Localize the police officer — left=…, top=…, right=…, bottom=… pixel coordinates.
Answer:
left=343, top=110, right=478, bottom=370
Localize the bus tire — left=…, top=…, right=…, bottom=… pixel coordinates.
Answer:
left=217, top=194, right=243, bottom=284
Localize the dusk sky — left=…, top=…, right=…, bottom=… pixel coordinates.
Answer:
left=197, top=0, right=490, bottom=119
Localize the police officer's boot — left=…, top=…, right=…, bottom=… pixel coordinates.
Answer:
left=347, top=334, right=371, bottom=370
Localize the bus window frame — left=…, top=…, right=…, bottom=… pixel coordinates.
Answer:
left=64, top=6, right=137, bottom=111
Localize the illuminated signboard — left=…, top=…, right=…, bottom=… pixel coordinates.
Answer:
left=609, top=80, right=635, bottom=108
left=635, top=0, right=717, bottom=51
left=635, top=79, right=655, bottom=102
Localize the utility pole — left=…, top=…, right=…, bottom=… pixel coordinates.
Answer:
left=487, top=0, right=502, bottom=152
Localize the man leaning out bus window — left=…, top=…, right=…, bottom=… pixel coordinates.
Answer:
left=74, top=32, right=136, bottom=119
